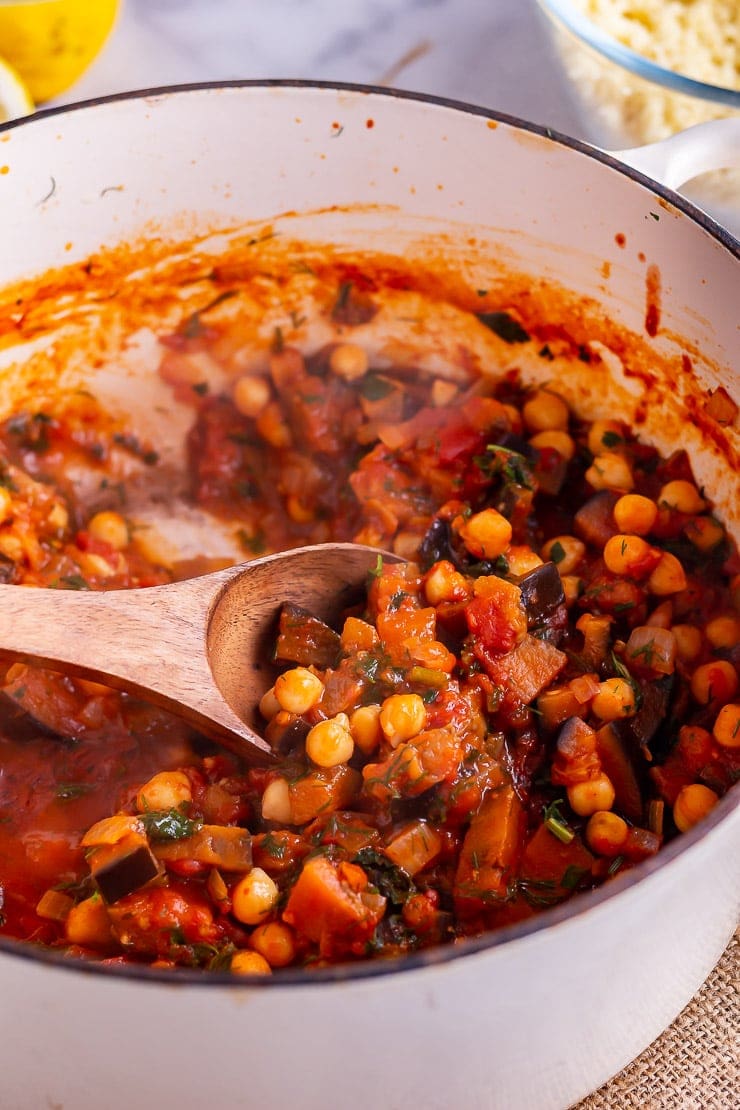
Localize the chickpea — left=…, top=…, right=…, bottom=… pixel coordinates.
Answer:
left=249, top=921, right=297, bottom=968
left=502, top=403, right=523, bottom=433
left=567, top=774, right=616, bottom=816
left=349, top=704, right=383, bottom=755
left=261, top=777, right=292, bottom=824
left=136, top=771, right=192, bottom=813
left=658, top=480, right=706, bottom=515
left=705, top=615, right=740, bottom=651
left=424, top=561, right=469, bottom=605
left=458, top=508, right=512, bottom=560
left=256, top=401, right=292, bottom=448
left=673, top=783, right=719, bottom=833
left=274, top=667, right=323, bottom=715
left=542, top=535, right=585, bottom=576
left=233, top=374, right=271, bottom=418
left=529, top=429, right=576, bottom=461
left=585, top=452, right=634, bottom=493
left=647, top=552, right=687, bottom=596
left=613, top=494, right=657, bottom=536
left=505, top=546, right=543, bottom=577
left=329, top=343, right=368, bottom=381
left=258, top=686, right=281, bottom=721
left=587, top=420, right=625, bottom=457
left=672, top=624, right=703, bottom=663
left=230, top=950, right=272, bottom=976
left=603, top=534, right=656, bottom=578
left=305, top=714, right=355, bottom=768
left=684, top=516, right=724, bottom=552
left=591, top=677, right=637, bottom=722
left=0, top=533, right=22, bottom=561
left=522, top=389, right=570, bottom=433
left=65, top=896, right=113, bottom=948
left=232, top=867, right=279, bottom=925
left=561, top=575, right=583, bottom=606
left=712, top=703, right=740, bottom=749
left=690, top=660, right=738, bottom=706
left=379, top=694, right=427, bottom=747
left=585, top=811, right=629, bottom=856
left=88, top=510, right=129, bottom=551
left=47, top=502, right=69, bottom=533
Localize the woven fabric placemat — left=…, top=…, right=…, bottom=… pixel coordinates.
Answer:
left=575, top=931, right=739, bottom=1109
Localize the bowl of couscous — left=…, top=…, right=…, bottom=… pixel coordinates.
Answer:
left=535, top=0, right=740, bottom=231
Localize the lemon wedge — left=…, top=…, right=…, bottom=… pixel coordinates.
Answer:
left=0, top=54, right=34, bottom=122
left=0, top=0, right=119, bottom=104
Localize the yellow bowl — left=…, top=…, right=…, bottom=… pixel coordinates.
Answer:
left=0, top=0, right=119, bottom=103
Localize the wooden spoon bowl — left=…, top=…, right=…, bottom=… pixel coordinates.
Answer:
left=0, top=543, right=393, bottom=762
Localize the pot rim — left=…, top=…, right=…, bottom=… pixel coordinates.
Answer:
left=1, top=78, right=738, bottom=254
left=0, top=79, right=737, bottom=988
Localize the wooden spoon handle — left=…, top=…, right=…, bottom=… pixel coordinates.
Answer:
left=0, top=570, right=272, bottom=759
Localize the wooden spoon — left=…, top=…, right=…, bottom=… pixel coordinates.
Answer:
left=0, top=543, right=393, bottom=762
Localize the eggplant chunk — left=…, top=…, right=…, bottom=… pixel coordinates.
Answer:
left=517, top=562, right=565, bottom=627
left=275, top=603, right=341, bottom=668
left=91, top=838, right=162, bottom=904
left=574, top=491, right=619, bottom=549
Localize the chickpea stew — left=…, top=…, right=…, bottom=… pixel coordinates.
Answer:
left=0, top=272, right=737, bottom=975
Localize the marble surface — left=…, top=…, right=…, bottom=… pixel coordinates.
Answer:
left=54, top=0, right=588, bottom=141
left=47, top=0, right=740, bottom=235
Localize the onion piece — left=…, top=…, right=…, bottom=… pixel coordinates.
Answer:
left=625, top=626, right=676, bottom=676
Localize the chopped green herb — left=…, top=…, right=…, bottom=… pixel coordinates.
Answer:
left=369, top=554, right=384, bottom=579
left=629, top=638, right=656, bottom=665
left=549, top=540, right=566, bottom=565
left=601, top=430, right=623, bottom=448
left=387, top=589, right=407, bottom=612
left=258, top=831, right=288, bottom=860
left=58, top=574, right=90, bottom=591
left=141, top=808, right=200, bottom=842
left=545, top=813, right=575, bottom=845
left=560, top=865, right=589, bottom=891
left=236, top=527, right=266, bottom=555
left=179, top=289, right=238, bottom=338
left=353, top=847, right=414, bottom=908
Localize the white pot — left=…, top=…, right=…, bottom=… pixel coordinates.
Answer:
left=0, top=83, right=737, bottom=1110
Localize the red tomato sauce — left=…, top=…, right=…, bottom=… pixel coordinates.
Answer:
left=0, top=290, right=737, bottom=974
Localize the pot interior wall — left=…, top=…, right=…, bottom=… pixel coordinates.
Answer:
left=0, top=85, right=737, bottom=544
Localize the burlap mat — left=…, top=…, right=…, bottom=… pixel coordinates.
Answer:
left=575, top=931, right=739, bottom=1109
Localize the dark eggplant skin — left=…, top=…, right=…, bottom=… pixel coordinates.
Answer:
left=517, top=562, right=565, bottom=625
left=91, top=843, right=161, bottom=904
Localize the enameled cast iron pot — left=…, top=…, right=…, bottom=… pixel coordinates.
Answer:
left=0, top=83, right=737, bottom=1110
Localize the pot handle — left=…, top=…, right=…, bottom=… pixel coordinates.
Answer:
left=610, top=117, right=740, bottom=191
